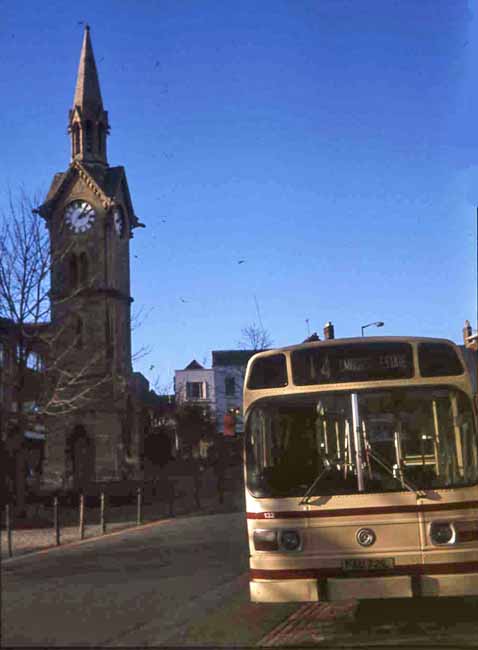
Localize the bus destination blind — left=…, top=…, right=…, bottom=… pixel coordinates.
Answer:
left=292, top=343, right=414, bottom=385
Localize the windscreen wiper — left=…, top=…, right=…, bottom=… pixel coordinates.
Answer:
left=299, top=460, right=332, bottom=505
left=367, top=448, right=425, bottom=497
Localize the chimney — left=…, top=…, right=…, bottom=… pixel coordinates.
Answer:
left=464, top=320, right=473, bottom=347
left=323, top=321, right=335, bottom=340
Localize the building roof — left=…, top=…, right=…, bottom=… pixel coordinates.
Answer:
left=212, top=350, right=257, bottom=367
left=37, top=162, right=139, bottom=230
left=184, top=359, right=204, bottom=370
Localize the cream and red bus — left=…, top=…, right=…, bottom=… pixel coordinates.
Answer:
left=243, top=337, right=478, bottom=602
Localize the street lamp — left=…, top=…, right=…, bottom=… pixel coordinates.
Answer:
left=361, top=321, right=384, bottom=336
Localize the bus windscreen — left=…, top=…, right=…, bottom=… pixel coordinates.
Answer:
left=418, top=342, right=464, bottom=377
left=248, top=354, right=288, bottom=389
left=292, top=343, right=414, bottom=385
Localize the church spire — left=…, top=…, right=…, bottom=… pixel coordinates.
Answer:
left=73, top=24, right=103, bottom=113
left=68, top=25, right=109, bottom=165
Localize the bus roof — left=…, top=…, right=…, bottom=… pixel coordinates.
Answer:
left=248, top=336, right=459, bottom=360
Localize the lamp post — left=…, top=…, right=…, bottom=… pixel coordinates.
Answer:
left=361, top=321, right=384, bottom=337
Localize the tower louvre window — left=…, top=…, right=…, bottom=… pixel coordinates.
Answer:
left=73, top=124, right=80, bottom=156
left=85, top=120, right=93, bottom=153
left=69, top=254, right=78, bottom=289
left=98, top=123, right=105, bottom=155
left=105, top=308, right=113, bottom=359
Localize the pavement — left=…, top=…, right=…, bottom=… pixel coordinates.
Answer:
left=2, top=465, right=244, bottom=561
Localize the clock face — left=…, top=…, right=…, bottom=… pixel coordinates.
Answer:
left=64, top=200, right=96, bottom=233
left=113, top=206, right=125, bottom=237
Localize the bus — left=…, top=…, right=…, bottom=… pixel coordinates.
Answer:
left=243, top=337, right=478, bottom=602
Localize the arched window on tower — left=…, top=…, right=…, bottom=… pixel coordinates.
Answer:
left=76, top=317, right=84, bottom=349
left=105, top=308, right=113, bottom=359
left=79, top=252, right=88, bottom=285
left=73, top=124, right=80, bottom=156
left=98, top=123, right=105, bottom=156
left=85, top=120, right=93, bottom=153
left=69, top=254, right=78, bottom=290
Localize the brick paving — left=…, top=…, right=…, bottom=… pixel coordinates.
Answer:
left=257, top=598, right=478, bottom=647
left=258, top=601, right=358, bottom=647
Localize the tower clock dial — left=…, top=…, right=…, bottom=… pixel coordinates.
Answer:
left=64, top=200, right=96, bottom=233
left=113, top=206, right=125, bottom=237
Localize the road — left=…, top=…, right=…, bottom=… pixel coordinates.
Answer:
left=2, top=512, right=296, bottom=647
left=3, top=511, right=478, bottom=647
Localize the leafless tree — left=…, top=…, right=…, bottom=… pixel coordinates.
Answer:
left=238, top=322, right=273, bottom=351
left=175, top=401, right=216, bottom=454
left=131, top=304, right=153, bottom=364
left=0, top=190, right=110, bottom=511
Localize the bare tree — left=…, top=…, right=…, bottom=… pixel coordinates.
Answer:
left=175, top=401, right=216, bottom=456
left=238, top=322, right=273, bottom=351
left=131, top=304, right=153, bottom=364
left=0, top=190, right=110, bottom=512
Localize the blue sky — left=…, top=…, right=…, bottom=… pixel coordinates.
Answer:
left=1, top=0, right=477, bottom=387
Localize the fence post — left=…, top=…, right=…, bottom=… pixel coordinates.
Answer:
left=79, top=493, right=85, bottom=540
left=53, top=496, right=60, bottom=546
left=5, top=504, right=13, bottom=558
left=100, top=491, right=106, bottom=534
left=136, top=486, right=142, bottom=526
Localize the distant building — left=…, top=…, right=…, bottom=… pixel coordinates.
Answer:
left=174, top=350, right=257, bottom=438
left=0, top=317, right=48, bottom=500
left=174, top=360, right=215, bottom=409
left=212, top=350, right=256, bottom=436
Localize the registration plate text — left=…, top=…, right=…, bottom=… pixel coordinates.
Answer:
left=342, top=557, right=395, bottom=571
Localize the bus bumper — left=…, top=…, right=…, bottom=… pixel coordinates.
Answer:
left=250, top=572, right=478, bottom=602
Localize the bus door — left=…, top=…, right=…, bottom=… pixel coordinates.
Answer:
left=413, top=389, right=478, bottom=596
left=306, top=393, right=423, bottom=597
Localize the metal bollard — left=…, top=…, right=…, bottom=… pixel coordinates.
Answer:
left=79, top=493, right=85, bottom=540
left=53, top=496, right=60, bottom=545
left=5, top=504, right=13, bottom=558
left=100, top=492, right=106, bottom=534
left=136, top=486, right=142, bottom=525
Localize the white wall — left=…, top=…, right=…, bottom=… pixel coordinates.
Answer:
left=174, top=368, right=216, bottom=408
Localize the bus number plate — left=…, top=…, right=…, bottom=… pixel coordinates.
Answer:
left=342, top=557, right=395, bottom=571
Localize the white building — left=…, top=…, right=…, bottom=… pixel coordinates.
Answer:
left=174, top=350, right=257, bottom=437
left=174, top=360, right=215, bottom=408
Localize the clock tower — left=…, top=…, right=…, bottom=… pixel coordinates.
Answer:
left=37, top=26, right=143, bottom=489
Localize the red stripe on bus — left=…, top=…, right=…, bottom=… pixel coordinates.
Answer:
left=246, top=500, right=478, bottom=520
left=250, top=561, right=478, bottom=581
left=457, top=530, right=478, bottom=543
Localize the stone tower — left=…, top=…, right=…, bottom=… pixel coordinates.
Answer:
left=37, top=26, right=143, bottom=489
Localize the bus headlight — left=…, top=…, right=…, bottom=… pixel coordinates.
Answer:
left=279, top=529, right=302, bottom=552
left=253, top=529, right=279, bottom=551
left=430, top=521, right=455, bottom=545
